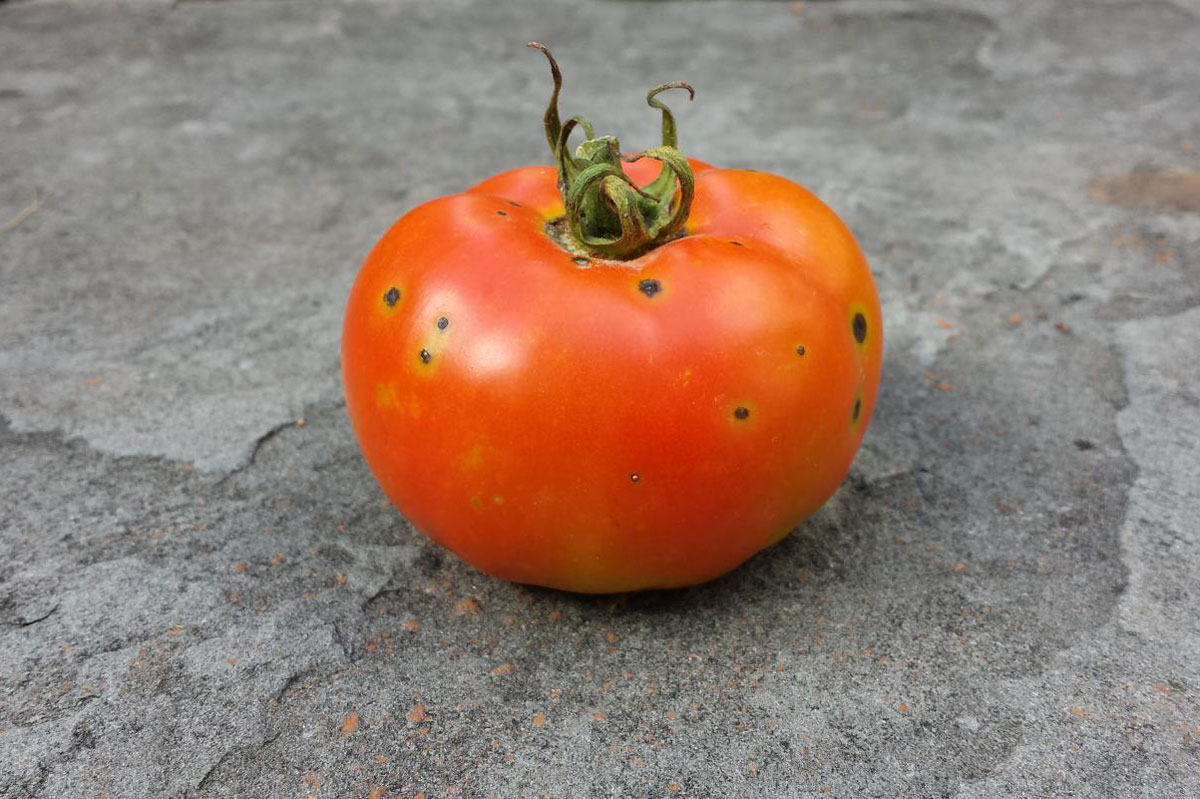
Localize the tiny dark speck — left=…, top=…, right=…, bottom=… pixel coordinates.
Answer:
left=639, top=279, right=662, bottom=298
left=384, top=287, right=400, bottom=307
left=734, top=406, right=750, bottom=420
left=419, top=348, right=432, bottom=364
left=496, top=210, right=507, bottom=216
left=1073, top=438, right=1095, bottom=451
left=730, top=240, right=744, bottom=247
left=796, top=344, right=806, bottom=356
left=437, top=316, right=449, bottom=330
left=853, top=312, right=868, bottom=344
left=507, top=200, right=521, bottom=207
left=630, top=473, right=640, bottom=483
left=852, top=397, right=862, bottom=422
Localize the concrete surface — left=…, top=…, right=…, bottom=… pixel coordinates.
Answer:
left=2, top=0, right=1199, bottom=796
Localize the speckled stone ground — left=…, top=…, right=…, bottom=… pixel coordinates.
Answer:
left=2, top=1, right=1199, bottom=797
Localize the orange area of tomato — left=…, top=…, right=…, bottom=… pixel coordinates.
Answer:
left=342, top=162, right=882, bottom=592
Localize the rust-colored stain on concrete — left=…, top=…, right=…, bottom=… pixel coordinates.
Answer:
left=1087, top=169, right=1200, bottom=213
left=340, top=710, right=359, bottom=737
left=453, top=597, right=480, bottom=617
left=407, top=704, right=429, bottom=724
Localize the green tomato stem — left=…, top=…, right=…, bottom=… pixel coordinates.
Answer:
left=527, top=43, right=696, bottom=260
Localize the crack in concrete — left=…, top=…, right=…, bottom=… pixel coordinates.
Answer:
left=14, top=601, right=59, bottom=628
left=214, top=418, right=301, bottom=486
left=193, top=729, right=285, bottom=794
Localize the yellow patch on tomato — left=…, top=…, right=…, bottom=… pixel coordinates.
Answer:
left=375, top=382, right=399, bottom=408
left=461, top=444, right=485, bottom=470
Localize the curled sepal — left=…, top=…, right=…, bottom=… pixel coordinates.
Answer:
left=597, top=175, right=653, bottom=254
left=528, top=43, right=698, bottom=259
left=565, top=163, right=633, bottom=250
left=624, top=146, right=695, bottom=241
left=565, top=165, right=661, bottom=259
left=527, top=42, right=564, bottom=156
left=640, top=85, right=694, bottom=201
left=554, top=115, right=598, bottom=190
left=646, top=82, right=695, bottom=150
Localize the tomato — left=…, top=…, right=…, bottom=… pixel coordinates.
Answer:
left=341, top=45, right=882, bottom=593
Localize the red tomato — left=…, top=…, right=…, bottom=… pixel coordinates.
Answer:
left=341, top=47, right=881, bottom=593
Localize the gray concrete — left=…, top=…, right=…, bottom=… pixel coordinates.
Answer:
left=2, top=0, right=1199, bottom=796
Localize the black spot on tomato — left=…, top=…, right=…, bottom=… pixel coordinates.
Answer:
left=796, top=344, right=806, bottom=356
left=437, top=316, right=449, bottom=331
left=852, top=397, right=862, bottom=422
left=730, top=240, right=744, bottom=247
left=639, top=279, right=662, bottom=298
left=630, top=473, right=641, bottom=483
left=507, top=200, right=521, bottom=207
left=384, top=287, right=400, bottom=307
left=734, top=407, right=750, bottom=420
left=496, top=210, right=507, bottom=217
left=419, top=348, right=432, bottom=364
left=853, top=312, right=868, bottom=344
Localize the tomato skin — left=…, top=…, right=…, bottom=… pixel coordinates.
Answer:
left=342, top=162, right=881, bottom=593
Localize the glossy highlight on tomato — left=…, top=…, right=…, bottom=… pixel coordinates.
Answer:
left=341, top=46, right=882, bottom=593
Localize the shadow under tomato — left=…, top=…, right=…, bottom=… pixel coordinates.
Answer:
left=514, top=499, right=859, bottom=619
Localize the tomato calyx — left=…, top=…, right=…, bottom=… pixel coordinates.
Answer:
left=528, top=43, right=696, bottom=261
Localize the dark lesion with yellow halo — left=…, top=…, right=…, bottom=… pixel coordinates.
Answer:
left=380, top=285, right=407, bottom=319
left=730, top=403, right=757, bottom=425
left=852, top=311, right=868, bottom=344
left=413, top=313, right=453, bottom=376
left=849, top=306, right=871, bottom=428
left=412, top=311, right=451, bottom=371
left=638, top=278, right=663, bottom=298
